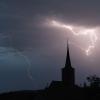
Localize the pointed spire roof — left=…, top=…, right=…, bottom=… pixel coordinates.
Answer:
left=65, top=40, right=72, bottom=68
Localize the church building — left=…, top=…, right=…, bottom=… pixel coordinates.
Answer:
left=49, top=42, right=75, bottom=88
left=62, top=42, right=75, bottom=86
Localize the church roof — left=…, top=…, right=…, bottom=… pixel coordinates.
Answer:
left=49, top=81, right=63, bottom=88
left=65, top=41, right=72, bottom=68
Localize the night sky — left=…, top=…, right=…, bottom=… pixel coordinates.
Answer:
left=1, top=0, right=100, bottom=92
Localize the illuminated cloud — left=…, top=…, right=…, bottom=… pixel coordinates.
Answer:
left=46, top=19, right=98, bottom=56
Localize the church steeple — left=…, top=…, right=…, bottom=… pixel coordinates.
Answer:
left=62, top=40, right=75, bottom=86
left=65, top=41, right=72, bottom=68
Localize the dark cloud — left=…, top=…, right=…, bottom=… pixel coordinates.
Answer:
left=0, top=0, right=100, bottom=50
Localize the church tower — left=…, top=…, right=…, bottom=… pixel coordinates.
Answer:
left=62, top=42, right=75, bottom=87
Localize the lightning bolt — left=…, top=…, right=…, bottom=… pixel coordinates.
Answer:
left=11, top=49, right=34, bottom=81
left=49, top=20, right=98, bottom=56
left=16, top=51, right=33, bottom=80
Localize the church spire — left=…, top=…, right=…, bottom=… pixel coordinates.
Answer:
left=62, top=40, right=75, bottom=86
left=65, top=41, right=72, bottom=68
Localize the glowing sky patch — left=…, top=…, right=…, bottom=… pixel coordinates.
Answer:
left=47, top=20, right=98, bottom=56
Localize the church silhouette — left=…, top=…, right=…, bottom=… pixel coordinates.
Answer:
left=1, top=42, right=100, bottom=100
left=49, top=41, right=75, bottom=88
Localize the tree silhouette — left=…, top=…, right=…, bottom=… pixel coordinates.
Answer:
left=87, top=75, right=100, bottom=88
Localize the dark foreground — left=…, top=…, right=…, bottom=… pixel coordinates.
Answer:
left=0, top=87, right=100, bottom=100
